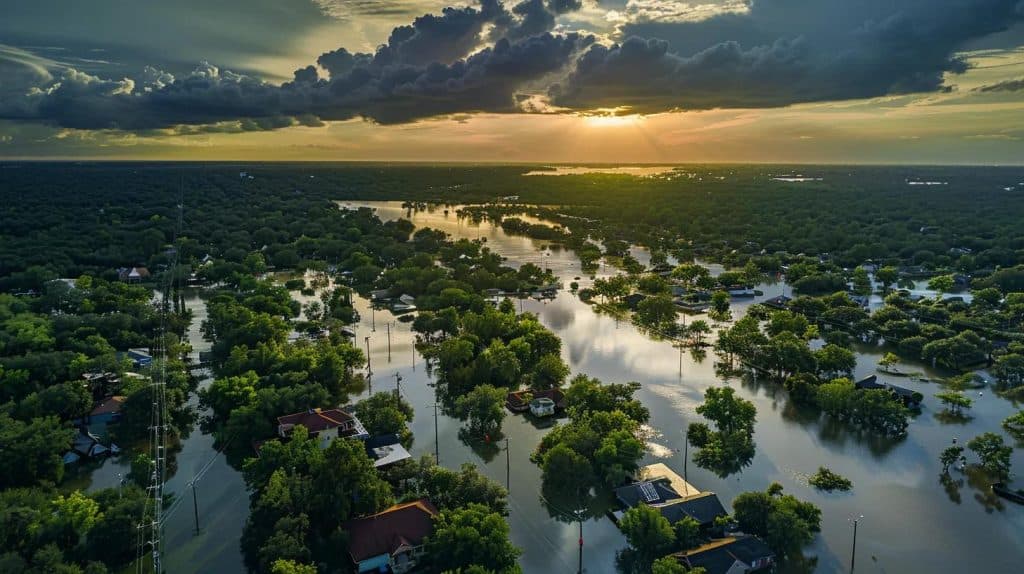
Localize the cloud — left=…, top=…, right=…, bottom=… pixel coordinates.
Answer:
left=977, top=77, right=1024, bottom=91
left=553, top=0, right=1024, bottom=111
left=1, top=0, right=1022, bottom=133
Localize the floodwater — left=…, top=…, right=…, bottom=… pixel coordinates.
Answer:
left=85, top=201, right=1023, bottom=574
left=522, top=166, right=678, bottom=177
left=347, top=202, right=1024, bottom=574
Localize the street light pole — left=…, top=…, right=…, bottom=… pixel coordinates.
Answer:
left=850, top=515, right=863, bottom=573
left=386, top=323, right=391, bottom=362
left=364, top=336, right=372, bottom=393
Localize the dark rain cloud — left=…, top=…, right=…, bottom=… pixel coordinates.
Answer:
left=553, top=0, right=1024, bottom=111
left=977, top=77, right=1024, bottom=92
left=1, top=0, right=1022, bottom=132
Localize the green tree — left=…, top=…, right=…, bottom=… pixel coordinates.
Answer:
left=814, top=344, right=856, bottom=378
left=414, top=459, right=509, bottom=515
left=541, top=444, right=594, bottom=496
left=0, top=414, right=74, bottom=488
left=528, top=353, right=570, bottom=390
left=928, top=274, right=956, bottom=296
left=732, top=484, right=821, bottom=558
left=935, top=391, right=973, bottom=415
left=652, top=558, right=696, bottom=574
left=455, top=384, right=507, bottom=436
left=673, top=516, right=702, bottom=551
left=355, top=391, right=414, bottom=444
left=423, top=504, right=522, bottom=574
left=635, top=295, right=679, bottom=330
left=940, top=445, right=964, bottom=474
left=875, top=266, right=899, bottom=292
left=619, top=504, right=676, bottom=568
left=270, top=559, right=317, bottom=574
left=967, top=432, right=1013, bottom=479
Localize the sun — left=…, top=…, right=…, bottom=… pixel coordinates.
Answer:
left=583, top=114, right=641, bottom=128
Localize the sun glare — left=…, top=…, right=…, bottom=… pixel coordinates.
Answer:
left=583, top=114, right=640, bottom=128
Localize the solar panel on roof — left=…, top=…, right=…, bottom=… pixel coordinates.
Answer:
left=639, top=481, right=659, bottom=503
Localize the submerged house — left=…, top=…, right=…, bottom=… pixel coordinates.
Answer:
left=614, top=472, right=727, bottom=530
left=506, top=388, right=565, bottom=413
left=364, top=433, right=412, bottom=468
left=673, top=536, right=775, bottom=574
left=276, top=407, right=368, bottom=447
left=345, top=499, right=438, bottom=574
left=86, top=395, right=126, bottom=425
left=854, top=375, right=923, bottom=408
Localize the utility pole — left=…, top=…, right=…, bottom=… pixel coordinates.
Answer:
left=190, top=480, right=200, bottom=534
left=850, top=515, right=863, bottom=573
left=577, top=512, right=584, bottom=574
left=431, top=404, right=440, bottom=463
left=386, top=323, right=391, bottom=362
left=394, top=371, right=403, bottom=399
left=412, top=335, right=416, bottom=371
left=504, top=438, right=511, bottom=494
left=364, top=336, right=372, bottom=393
left=371, top=305, right=376, bottom=332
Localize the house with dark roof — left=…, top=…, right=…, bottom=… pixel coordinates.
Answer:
left=345, top=499, right=438, bottom=573
left=277, top=407, right=368, bottom=447
left=674, top=536, right=775, bottom=574
left=615, top=479, right=682, bottom=508
left=854, top=375, right=923, bottom=408
left=364, top=433, right=412, bottom=468
left=657, top=492, right=729, bottom=529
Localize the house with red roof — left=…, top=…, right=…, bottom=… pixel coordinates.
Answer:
left=276, top=407, right=368, bottom=448
left=345, top=499, right=438, bottom=573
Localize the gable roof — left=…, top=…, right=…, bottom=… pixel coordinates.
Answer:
left=615, top=479, right=681, bottom=508
left=277, top=407, right=354, bottom=435
left=90, top=396, right=126, bottom=417
left=678, top=536, right=775, bottom=574
left=345, top=499, right=439, bottom=563
left=658, top=493, right=728, bottom=526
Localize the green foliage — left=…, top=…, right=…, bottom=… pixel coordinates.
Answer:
left=939, top=445, right=964, bottom=473
left=564, top=374, right=649, bottom=424
left=935, top=390, right=973, bottom=414
left=808, top=467, right=852, bottom=491
left=0, top=414, right=74, bottom=488
left=652, top=557, right=693, bottom=574
left=687, top=387, right=757, bottom=477
left=619, top=504, right=676, bottom=568
left=355, top=391, right=414, bottom=445
left=816, top=378, right=909, bottom=436
left=242, top=429, right=393, bottom=572
left=423, top=503, right=522, bottom=574
left=410, top=459, right=508, bottom=515
left=732, top=483, right=821, bottom=558
left=270, top=559, right=317, bottom=574
left=967, top=432, right=1013, bottom=480
left=455, top=384, right=507, bottom=436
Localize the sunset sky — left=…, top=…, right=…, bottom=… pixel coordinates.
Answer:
left=2, top=0, right=1024, bottom=163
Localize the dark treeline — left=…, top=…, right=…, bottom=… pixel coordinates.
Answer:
left=5, top=163, right=1024, bottom=284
